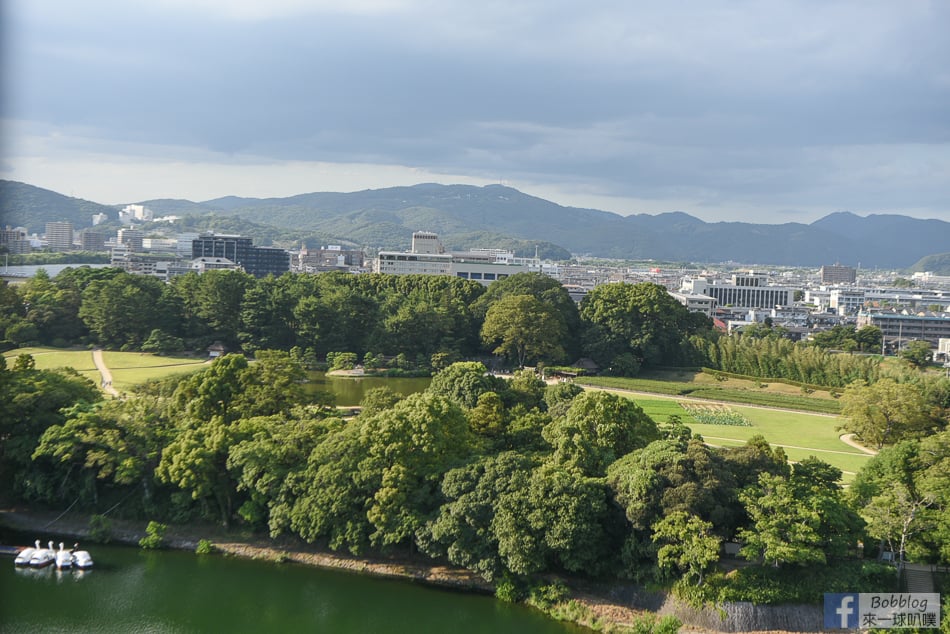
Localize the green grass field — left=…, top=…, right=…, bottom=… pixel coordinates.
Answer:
left=2, top=347, right=101, bottom=384
left=101, top=351, right=208, bottom=391
left=625, top=394, right=873, bottom=480
left=3, top=347, right=208, bottom=393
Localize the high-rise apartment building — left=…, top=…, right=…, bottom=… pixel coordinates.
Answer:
left=45, top=222, right=74, bottom=251
left=117, top=228, right=144, bottom=252
left=81, top=230, right=108, bottom=252
left=820, top=264, right=857, bottom=285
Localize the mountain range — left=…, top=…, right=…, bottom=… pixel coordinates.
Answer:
left=1, top=179, right=947, bottom=269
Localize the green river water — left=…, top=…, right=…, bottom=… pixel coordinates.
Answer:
left=0, top=538, right=581, bottom=633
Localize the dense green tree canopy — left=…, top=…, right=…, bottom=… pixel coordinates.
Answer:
left=543, top=391, right=658, bottom=477
left=580, top=282, right=709, bottom=375
left=481, top=294, right=566, bottom=367
left=840, top=379, right=937, bottom=449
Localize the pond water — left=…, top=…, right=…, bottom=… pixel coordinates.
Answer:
left=0, top=536, right=580, bottom=633
left=309, top=371, right=432, bottom=407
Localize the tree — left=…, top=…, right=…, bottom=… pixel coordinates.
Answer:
left=157, top=415, right=247, bottom=526
left=227, top=411, right=341, bottom=532
left=33, top=397, right=171, bottom=508
left=418, top=451, right=536, bottom=581
left=141, top=329, right=184, bottom=354
left=0, top=359, right=100, bottom=502
left=901, top=340, right=933, bottom=368
left=652, top=511, right=720, bottom=585
left=468, top=391, right=507, bottom=437
left=195, top=270, right=254, bottom=350
left=840, top=379, right=936, bottom=449
left=286, top=392, right=472, bottom=553
left=738, top=472, right=826, bottom=567
left=543, top=391, right=658, bottom=477
left=481, top=294, right=566, bottom=368
left=359, top=387, right=404, bottom=417
left=849, top=437, right=948, bottom=563
left=854, top=325, right=882, bottom=353
left=580, top=282, right=709, bottom=375
left=492, top=461, right=620, bottom=577
left=79, top=272, right=172, bottom=348
left=471, top=272, right=581, bottom=359
left=738, top=459, right=862, bottom=567
left=427, top=361, right=505, bottom=409
left=608, top=437, right=739, bottom=541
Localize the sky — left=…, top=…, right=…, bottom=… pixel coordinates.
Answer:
left=2, top=0, right=948, bottom=224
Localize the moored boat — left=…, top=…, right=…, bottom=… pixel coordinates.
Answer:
left=29, top=541, right=55, bottom=568
left=14, top=540, right=40, bottom=567
left=72, top=550, right=93, bottom=569
left=55, top=543, right=72, bottom=570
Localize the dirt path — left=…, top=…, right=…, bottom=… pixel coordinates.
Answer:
left=839, top=433, right=878, bottom=455
left=92, top=349, right=119, bottom=397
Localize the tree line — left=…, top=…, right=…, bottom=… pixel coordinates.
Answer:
left=0, top=267, right=890, bottom=388
left=0, top=268, right=711, bottom=373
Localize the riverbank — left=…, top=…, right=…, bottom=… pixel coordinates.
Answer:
left=0, top=508, right=814, bottom=633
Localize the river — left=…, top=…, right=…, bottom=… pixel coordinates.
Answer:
left=0, top=538, right=581, bottom=633
left=1, top=263, right=112, bottom=278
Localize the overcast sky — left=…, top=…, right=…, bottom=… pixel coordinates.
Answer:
left=2, top=0, right=948, bottom=223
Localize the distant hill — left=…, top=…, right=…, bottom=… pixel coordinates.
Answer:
left=0, top=180, right=118, bottom=233
left=911, top=252, right=950, bottom=276
left=3, top=180, right=947, bottom=267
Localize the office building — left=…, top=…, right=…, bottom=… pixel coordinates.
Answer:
left=681, top=272, right=795, bottom=310
left=192, top=233, right=290, bottom=278
left=374, top=232, right=537, bottom=285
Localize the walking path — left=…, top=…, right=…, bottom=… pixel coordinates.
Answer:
left=92, top=349, right=119, bottom=397
left=839, top=433, right=878, bottom=455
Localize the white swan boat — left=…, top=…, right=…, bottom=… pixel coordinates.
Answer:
left=14, top=540, right=40, bottom=566
left=71, top=546, right=93, bottom=569
left=29, top=541, right=55, bottom=568
left=55, top=543, right=72, bottom=570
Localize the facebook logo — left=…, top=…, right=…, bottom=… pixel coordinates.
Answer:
left=825, top=593, right=859, bottom=629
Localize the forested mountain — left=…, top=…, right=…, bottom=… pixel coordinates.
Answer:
left=911, top=252, right=950, bottom=276
left=0, top=180, right=117, bottom=233
left=2, top=179, right=947, bottom=267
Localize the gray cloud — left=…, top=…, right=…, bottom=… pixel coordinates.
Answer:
left=3, top=0, right=948, bottom=222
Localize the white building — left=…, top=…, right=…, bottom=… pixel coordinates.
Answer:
left=374, top=231, right=536, bottom=285
left=119, top=204, right=153, bottom=224
left=681, top=271, right=795, bottom=310
left=668, top=291, right=717, bottom=317
left=829, top=289, right=866, bottom=315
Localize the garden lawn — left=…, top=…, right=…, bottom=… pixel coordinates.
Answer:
left=2, top=347, right=100, bottom=384
left=626, top=395, right=872, bottom=481
left=3, top=347, right=208, bottom=393
left=101, top=351, right=207, bottom=391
